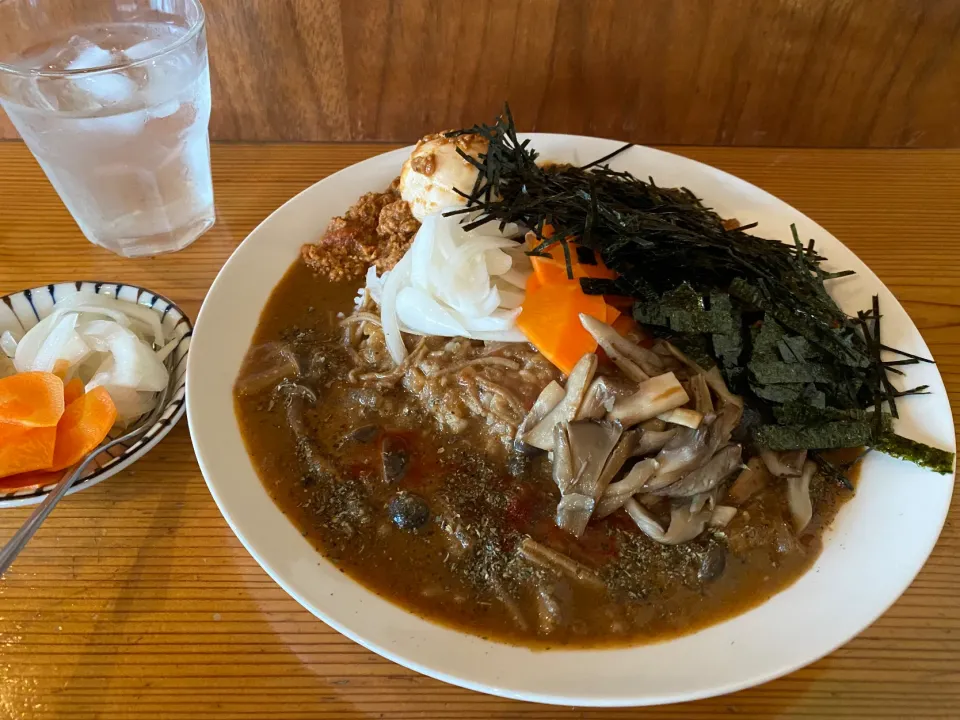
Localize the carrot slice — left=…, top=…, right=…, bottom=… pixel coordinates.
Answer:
left=63, top=378, right=85, bottom=406
left=0, top=468, right=64, bottom=492
left=0, top=372, right=65, bottom=428
left=530, top=242, right=618, bottom=285
left=52, top=359, right=71, bottom=379
left=0, top=423, right=57, bottom=478
left=45, top=387, right=117, bottom=473
left=525, top=272, right=542, bottom=295
left=605, top=303, right=621, bottom=325
left=516, top=283, right=608, bottom=375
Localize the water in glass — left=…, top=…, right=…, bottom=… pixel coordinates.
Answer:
left=0, top=18, right=214, bottom=257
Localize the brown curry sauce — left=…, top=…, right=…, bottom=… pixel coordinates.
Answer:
left=234, top=260, right=858, bottom=648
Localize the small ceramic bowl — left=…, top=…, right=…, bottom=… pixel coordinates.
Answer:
left=0, top=282, right=190, bottom=507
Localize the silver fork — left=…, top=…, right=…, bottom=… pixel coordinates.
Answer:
left=0, top=380, right=172, bottom=576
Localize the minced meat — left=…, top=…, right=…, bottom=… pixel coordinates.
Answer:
left=301, top=177, right=420, bottom=282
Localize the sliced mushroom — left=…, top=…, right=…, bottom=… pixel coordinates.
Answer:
left=657, top=407, right=704, bottom=429
left=516, top=380, right=565, bottom=441
left=575, top=376, right=636, bottom=421
left=634, top=428, right=679, bottom=456
left=236, top=342, right=300, bottom=396
left=555, top=493, right=596, bottom=536
left=607, top=371, right=689, bottom=427
left=534, top=581, right=563, bottom=635
left=689, top=372, right=714, bottom=414
left=518, top=538, right=605, bottom=589
left=552, top=422, right=576, bottom=494
left=568, top=421, right=622, bottom=497
left=689, top=487, right=719, bottom=514
left=646, top=403, right=741, bottom=490
left=595, top=458, right=659, bottom=519
left=622, top=497, right=667, bottom=540
left=786, top=460, right=816, bottom=532
left=653, top=444, right=743, bottom=498
left=727, top=456, right=771, bottom=505
left=661, top=504, right=713, bottom=544
left=761, top=449, right=807, bottom=477
left=522, top=354, right=598, bottom=451
left=709, top=505, right=737, bottom=528
left=579, top=313, right=664, bottom=378
left=597, top=429, right=641, bottom=489
left=660, top=341, right=705, bottom=373
left=703, top=366, right=743, bottom=408
left=558, top=420, right=623, bottom=536
left=491, top=578, right=528, bottom=632
left=623, top=498, right=712, bottom=545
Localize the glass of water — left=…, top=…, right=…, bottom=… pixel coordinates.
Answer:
left=0, top=0, right=214, bottom=258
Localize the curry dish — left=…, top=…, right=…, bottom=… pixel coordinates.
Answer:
left=233, top=110, right=950, bottom=648
left=235, top=262, right=855, bottom=647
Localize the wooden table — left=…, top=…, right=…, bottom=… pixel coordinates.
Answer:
left=0, top=141, right=958, bottom=719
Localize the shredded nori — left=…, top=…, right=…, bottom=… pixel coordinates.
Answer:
left=874, top=433, right=955, bottom=475
left=445, top=106, right=954, bottom=474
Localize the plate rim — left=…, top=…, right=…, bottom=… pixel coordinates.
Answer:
left=187, top=134, right=956, bottom=706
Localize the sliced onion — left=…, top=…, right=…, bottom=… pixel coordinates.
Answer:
left=84, top=323, right=168, bottom=392
left=460, top=307, right=521, bottom=332
left=364, top=265, right=384, bottom=306
left=369, top=212, right=529, bottom=347
left=499, top=267, right=530, bottom=289
left=32, top=313, right=92, bottom=373
left=1, top=330, right=20, bottom=357
left=56, top=292, right=165, bottom=346
left=396, top=286, right=468, bottom=337
left=380, top=250, right=414, bottom=365
left=495, top=281, right=525, bottom=310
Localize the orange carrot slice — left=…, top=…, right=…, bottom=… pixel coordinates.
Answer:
left=0, top=468, right=64, bottom=492
left=45, top=387, right=117, bottom=473
left=530, top=242, right=617, bottom=286
left=612, top=313, right=639, bottom=338
left=605, top=303, right=621, bottom=325
left=525, top=272, right=542, bottom=295
left=516, top=283, right=609, bottom=375
left=0, top=372, right=65, bottom=428
left=63, top=378, right=85, bottom=406
left=0, top=423, right=57, bottom=478
left=52, top=359, right=71, bottom=379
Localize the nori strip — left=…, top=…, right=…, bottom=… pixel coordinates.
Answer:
left=749, top=360, right=835, bottom=385
left=873, top=433, right=955, bottom=475
left=754, top=421, right=876, bottom=451
left=447, top=105, right=952, bottom=472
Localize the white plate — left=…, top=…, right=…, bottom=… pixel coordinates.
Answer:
left=0, top=282, right=190, bottom=508
left=187, top=135, right=955, bottom=706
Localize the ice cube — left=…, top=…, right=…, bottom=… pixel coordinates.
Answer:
left=66, top=42, right=115, bottom=71
left=150, top=100, right=181, bottom=120
left=20, top=77, right=61, bottom=112
left=72, top=109, right=148, bottom=136
left=125, top=38, right=171, bottom=62
left=71, top=71, right=138, bottom=107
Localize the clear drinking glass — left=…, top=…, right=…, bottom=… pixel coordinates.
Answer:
left=0, top=0, right=214, bottom=257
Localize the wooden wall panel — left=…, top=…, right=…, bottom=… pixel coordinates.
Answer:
left=1, top=0, right=959, bottom=146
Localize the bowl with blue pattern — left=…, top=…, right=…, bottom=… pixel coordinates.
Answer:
left=0, top=282, right=190, bottom=507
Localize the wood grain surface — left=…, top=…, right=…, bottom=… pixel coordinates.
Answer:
left=2, top=0, right=960, bottom=146
left=0, top=140, right=959, bottom=719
